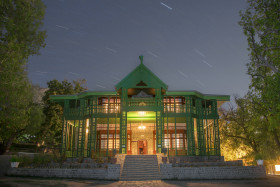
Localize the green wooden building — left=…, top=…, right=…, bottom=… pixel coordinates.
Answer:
left=50, top=56, right=229, bottom=158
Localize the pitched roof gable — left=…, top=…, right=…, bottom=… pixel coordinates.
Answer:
left=115, top=57, right=168, bottom=90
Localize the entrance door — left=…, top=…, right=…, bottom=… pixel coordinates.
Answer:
left=138, top=140, right=147, bottom=154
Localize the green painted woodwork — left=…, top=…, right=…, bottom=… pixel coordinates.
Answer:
left=115, top=58, right=168, bottom=91
left=120, top=88, right=127, bottom=154
left=127, top=111, right=156, bottom=119
left=51, top=56, right=229, bottom=157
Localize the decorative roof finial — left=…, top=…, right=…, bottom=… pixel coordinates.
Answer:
left=139, top=55, right=143, bottom=65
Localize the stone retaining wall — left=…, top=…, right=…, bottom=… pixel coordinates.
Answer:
left=115, top=154, right=126, bottom=174
left=168, top=156, right=224, bottom=163
left=160, top=164, right=266, bottom=179
left=7, top=164, right=120, bottom=180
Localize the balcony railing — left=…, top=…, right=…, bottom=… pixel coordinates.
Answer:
left=128, top=98, right=156, bottom=107
left=164, top=105, right=186, bottom=113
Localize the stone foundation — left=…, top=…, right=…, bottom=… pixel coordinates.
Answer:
left=168, top=156, right=224, bottom=163
left=7, top=164, right=120, bottom=180
left=160, top=164, right=267, bottom=179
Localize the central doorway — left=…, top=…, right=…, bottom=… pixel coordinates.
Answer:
left=127, top=111, right=156, bottom=155
left=138, top=140, right=147, bottom=154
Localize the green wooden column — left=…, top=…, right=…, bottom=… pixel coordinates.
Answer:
left=186, top=96, right=195, bottom=156
left=61, top=100, right=69, bottom=155
left=174, top=96, right=177, bottom=156
left=120, top=88, right=127, bottom=154
left=205, top=101, right=210, bottom=156
left=87, top=97, right=98, bottom=157
left=212, top=100, right=220, bottom=156
left=155, top=88, right=163, bottom=153
left=196, top=98, right=206, bottom=155
left=76, top=99, right=86, bottom=157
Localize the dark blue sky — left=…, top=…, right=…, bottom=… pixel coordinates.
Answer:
left=28, top=0, right=250, bottom=101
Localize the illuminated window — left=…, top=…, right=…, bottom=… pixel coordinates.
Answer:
left=164, top=132, right=185, bottom=149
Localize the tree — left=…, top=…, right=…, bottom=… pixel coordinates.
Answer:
left=38, top=79, right=87, bottom=148
left=220, top=93, right=280, bottom=162
left=239, top=0, right=280, bottom=151
left=240, top=0, right=280, bottom=74
left=0, top=0, right=46, bottom=153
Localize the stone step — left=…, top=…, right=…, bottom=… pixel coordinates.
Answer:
left=124, top=160, right=158, bottom=162
left=124, top=165, right=158, bottom=167
left=122, top=167, right=159, bottom=171
left=121, top=172, right=160, bottom=175
left=120, top=177, right=161, bottom=181
left=121, top=173, right=160, bottom=177
left=125, top=155, right=156, bottom=157
left=122, top=170, right=159, bottom=174
left=122, top=175, right=160, bottom=178
left=123, top=167, right=159, bottom=171
left=123, top=164, right=158, bottom=167
left=120, top=155, right=160, bottom=181
left=124, top=162, right=157, bottom=165
left=124, top=159, right=157, bottom=161
left=124, top=160, right=157, bottom=163
left=125, top=156, right=157, bottom=158
left=124, top=160, right=157, bottom=162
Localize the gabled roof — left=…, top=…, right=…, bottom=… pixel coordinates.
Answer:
left=115, top=56, right=168, bottom=90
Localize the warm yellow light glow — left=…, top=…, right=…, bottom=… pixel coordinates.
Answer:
left=138, top=125, right=146, bottom=130
left=86, top=129, right=89, bottom=133
left=86, top=119, right=89, bottom=127
left=275, top=165, right=280, bottom=171
left=138, top=111, right=146, bottom=116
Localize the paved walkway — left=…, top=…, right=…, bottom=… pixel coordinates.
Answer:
left=1, top=176, right=280, bottom=187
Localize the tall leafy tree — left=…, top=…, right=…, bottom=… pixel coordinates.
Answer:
left=239, top=0, right=280, bottom=150
left=220, top=94, right=279, bottom=161
left=39, top=79, right=87, bottom=148
left=0, top=0, right=46, bottom=153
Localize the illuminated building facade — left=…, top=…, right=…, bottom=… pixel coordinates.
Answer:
left=51, top=56, right=229, bottom=157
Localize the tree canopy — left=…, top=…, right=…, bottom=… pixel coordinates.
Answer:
left=239, top=0, right=280, bottom=131
left=38, top=79, right=87, bottom=148
left=221, top=0, right=280, bottom=163
left=0, top=0, right=46, bottom=154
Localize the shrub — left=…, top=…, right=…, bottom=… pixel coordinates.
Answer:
left=33, top=154, right=53, bottom=167
left=18, top=156, right=33, bottom=168
left=10, top=156, right=21, bottom=162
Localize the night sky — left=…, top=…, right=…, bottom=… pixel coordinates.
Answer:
left=28, top=0, right=250, bottom=103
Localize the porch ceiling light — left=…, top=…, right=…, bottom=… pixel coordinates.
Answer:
left=138, top=124, right=146, bottom=130
left=276, top=165, right=280, bottom=171
left=138, top=111, right=146, bottom=116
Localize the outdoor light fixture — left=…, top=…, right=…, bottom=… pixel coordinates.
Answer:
left=275, top=165, right=280, bottom=171
left=138, top=111, right=146, bottom=116
left=86, top=129, right=89, bottom=133
left=138, top=124, right=146, bottom=130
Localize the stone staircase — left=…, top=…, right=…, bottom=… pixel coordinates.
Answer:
left=120, top=155, right=160, bottom=181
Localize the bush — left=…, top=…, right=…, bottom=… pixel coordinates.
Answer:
left=10, top=156, right=21, bottom=162
left=33, top=154, right=53, bottom=167
left=19, top=156, right=33, bottom=168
